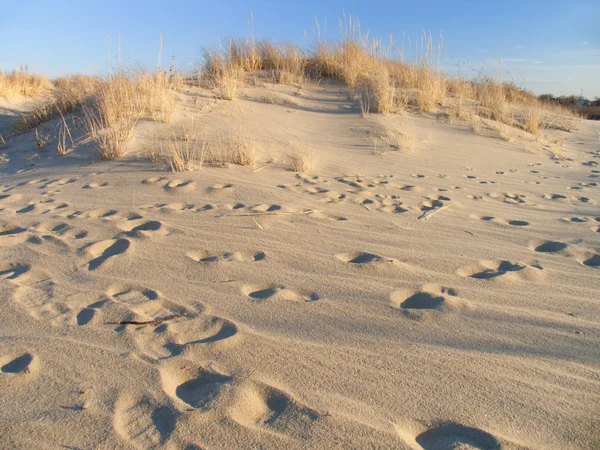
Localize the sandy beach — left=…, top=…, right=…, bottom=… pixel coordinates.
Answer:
left=1, top=47, right=600, bottom=450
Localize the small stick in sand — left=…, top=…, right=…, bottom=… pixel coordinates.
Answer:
left=118, top=313, right=187, bottom=326
left=418, top=203, right=452, bottom=221
left=252, top=218, right=264, bottom=229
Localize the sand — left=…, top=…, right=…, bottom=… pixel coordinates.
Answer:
left=0, top=80, right=599, bottom=449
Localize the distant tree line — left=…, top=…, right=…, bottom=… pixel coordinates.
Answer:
left=538, top=94, right=600, bottom=119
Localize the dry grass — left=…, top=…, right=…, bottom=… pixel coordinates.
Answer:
left=287, top=143, right=312, bottom=172
left=262, top=94, right=298, bottom=106
left=0, top=69, right=53, bottom=99
left=159, top=119, right=207, bottom=172
left=80, top=71, right=182, bottom=159
left=471, top=114, right=481, bottom=133
left=392, top=130, right=413, bottom=153
left=524, top=108, right=542, bottom=135
left=487, top=119, right=514, bottom=142
left=207, top=125, right=258, bottom=168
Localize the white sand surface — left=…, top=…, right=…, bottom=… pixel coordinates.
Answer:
left=1, top=81, right=599, bottom=449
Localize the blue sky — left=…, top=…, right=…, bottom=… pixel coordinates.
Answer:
left=1, top=0, right=598, bottom=97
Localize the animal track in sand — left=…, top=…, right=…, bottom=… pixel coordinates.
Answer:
left=163, top=179, right=196, bottom=192
left=471, top=215, right=530, bottom=227
left=390, top=284, right=465, bottom=319
left=457, top=260, right=545, bottom=281
left=415, top=422, right=501, bottom=450
left=84, top=239, right=131, bottom=270
left=116, top=219, right=168, bottom=238
left=187, top=249, right=266, bottom=263
left=1, top=352, right=37, bottom=375
left=82, top=181, right=109, bottom=189
left=241, top=284, right=319, bottom=303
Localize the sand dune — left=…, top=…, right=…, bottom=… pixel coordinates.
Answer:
left=0, top=79, right=599, bottom=449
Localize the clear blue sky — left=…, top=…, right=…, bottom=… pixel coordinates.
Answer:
left=1, top=0, right=598, bottom=97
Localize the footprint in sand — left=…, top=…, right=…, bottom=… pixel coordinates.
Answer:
left=113, top=394, right=178, bottom=449
left=155, top=315, right=242, bottom=359
left=528, top=239, right=571, bottom=254
left=34, top=220, right=88, bottom=240
left=1, top=352, right=38, bottom=375
left=83, top=239, right=131, bottom=270
left=163, top=179, right=196, bottom=192
left=241, top=284, right=319, bottom=303
left=0, top=222, right=29, bottom=245
left=187, top=249, right=266, bottom=263
left=207, top=183, right=233, bottom=193
left=541, top=193, right=568, bottom=201
left=142, top=202, right=196, bottom=213
left=420, top=195, right=450, bottom=212
left=471, top=215, right=529, bottom=227
left=487, top=192, right=528, bottom=204
left=116, top=218, right=168, bottom=238
left=160, top=364, right=233, bottom=411
left=561, top=217, right=589, bottom=224
left=82, top=181, right=109, bottom=189
left=42, top=178, right=76, bottom=188
left=0, top=262, right=68, bottom=322
left=578, top=253, right=600, bottom=268
left=390, top=284, right=467, bottom=319
left=457, top=260, right=545, bottom=281
left=229, top=381, right=320, bottom=436
left=142, top=176, right=167, bottom=185
left=15, top=200, right=69, bottom=215
left=335, top=251, right=398, bottom=266
left=415, top=422, right=501, bottom=450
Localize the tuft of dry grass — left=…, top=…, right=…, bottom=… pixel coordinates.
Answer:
left=487, top=119, right=514, bottom=142
left=262, top=94, right=298, bottom=106
left=524, top=108, right=542, bottom=135
left=392, top=130, right=413, bottom=153
left=286, top=140, right=312, bottom=172
left=159, top=122, right=207, bottom=172
left=471, top=114, right=481, bottom=133
left=0, top=69, right=53, bottom=99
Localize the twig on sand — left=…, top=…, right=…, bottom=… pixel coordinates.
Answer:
left=252, top=218, right=264, bottom=229
left=418, top=203, right=452, bottom=221
left=118, top=313, right=187, bottom=326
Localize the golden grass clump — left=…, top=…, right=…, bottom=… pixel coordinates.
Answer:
left=287, top=142, right=312, bottom=172
left=523, top=108, right=543, bottom=135
left=83, top=75, right=141, bottom=159
left=0, top=69, right=53, bottom=99
left=159, top=119, right=207, bottom=172
left=471, top=114, right=481, bottom=133
left=393, top=130, right=413, bottom=153
left=202, top=50, right=245, bottom=100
